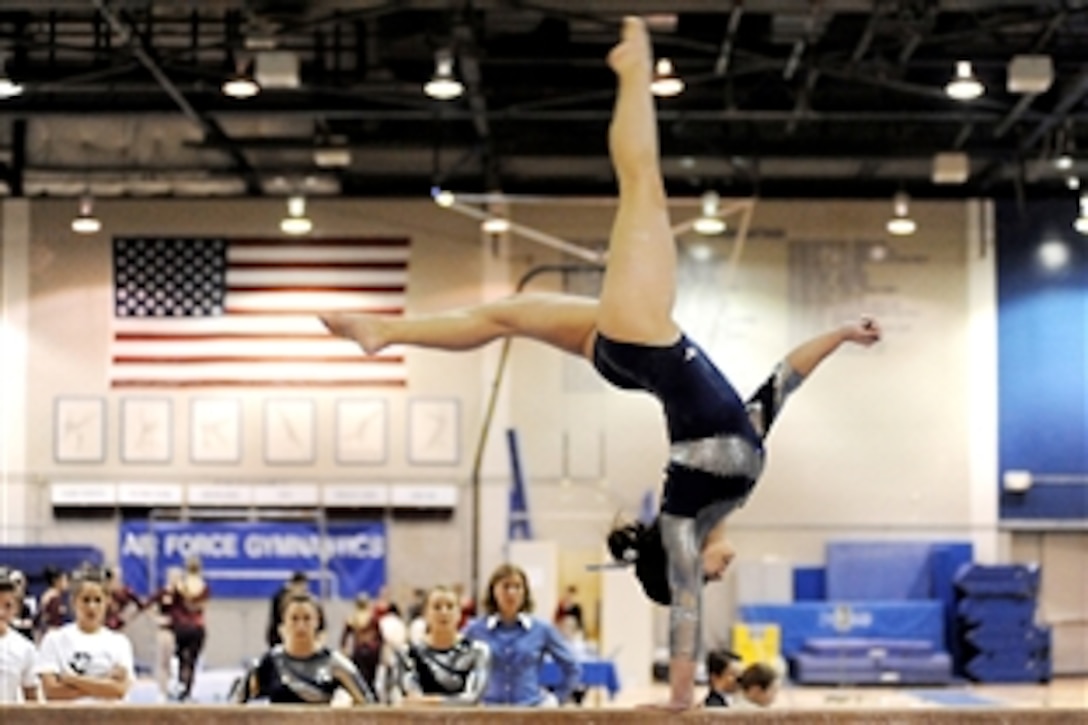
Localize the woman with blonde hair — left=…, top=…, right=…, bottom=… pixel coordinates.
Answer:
left=391, top=585, right=490, bottom=705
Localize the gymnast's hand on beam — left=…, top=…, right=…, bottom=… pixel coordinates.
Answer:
left=637, top=699, right=695, bottom=712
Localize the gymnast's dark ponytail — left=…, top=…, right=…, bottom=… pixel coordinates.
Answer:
left=606, top=517, right=670, bottom=605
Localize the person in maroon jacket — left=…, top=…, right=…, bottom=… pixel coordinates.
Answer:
left=104, top=567, right=146, bottom=631
left=171, top=557, right=210, bottom=701
left=37, top=567, right=70, bottom=637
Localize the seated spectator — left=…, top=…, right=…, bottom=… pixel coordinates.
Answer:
left=702, top=648, right=742, bottom=708
left=390, top=585, right=489, bottom=706
left=0, top=568, right=39, bottom=703
left=463, top=563, right=580, bottom=706
left=37, top=567, right=69, bottom=636
left=36, top=565, right=134, bottom=702
left=553, top=585, right=584, bottom=632
left=733, top=661, right=779, bottom=709
left=554, top=613, right=590, bottom=705
left=7, top=570, right=36, bottom=641
left=235, top=592, right=376, bottom=706
left=452, top=582, right=475, bottom=629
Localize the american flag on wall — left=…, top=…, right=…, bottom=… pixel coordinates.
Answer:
left=110, top=237, right=409, bottom=388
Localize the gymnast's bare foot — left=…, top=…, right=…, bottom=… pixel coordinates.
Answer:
left=607, top=16, right=652, bottom=80
left=320, top=312, right=388, bottom=355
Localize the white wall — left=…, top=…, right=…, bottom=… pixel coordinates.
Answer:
left=2, top=194, right=1037, bottom=671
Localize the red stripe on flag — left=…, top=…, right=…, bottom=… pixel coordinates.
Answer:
left=110, top=379, right=408, bottom=389
left=112, top=356, right=404, bottom=365
left=110, top=237, right=409, bottom=388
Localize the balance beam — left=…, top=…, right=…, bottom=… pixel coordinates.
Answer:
left=1, top=705, right=1081, bottom=723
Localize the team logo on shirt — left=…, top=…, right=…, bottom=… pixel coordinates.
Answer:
left=69, top=651, right=92, bottom=675
left=684, top=346, right=697, bottom=361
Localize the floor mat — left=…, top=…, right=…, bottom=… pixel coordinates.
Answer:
left=910, top=689, right=1000, bottom=707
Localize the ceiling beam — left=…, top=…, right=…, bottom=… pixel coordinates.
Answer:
left=0, top=1, right=1055, bottom=11
left=92, top=0, right=264, bottom=196
left=453, top=17, right=499, bottom=189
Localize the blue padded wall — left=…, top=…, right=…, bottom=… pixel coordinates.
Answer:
left=739, top=601, right=946, bottom=657
left=825, top=541, right=934, bottom=600
left=995, top=199, right=1088, bottom=520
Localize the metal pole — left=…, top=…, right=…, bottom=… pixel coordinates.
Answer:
left=467, top=263, right=603, bottom=602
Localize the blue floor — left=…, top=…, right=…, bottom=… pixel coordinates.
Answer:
left=910, top=689, right=1001, bottom=707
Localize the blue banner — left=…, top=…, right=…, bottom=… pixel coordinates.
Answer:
left=119, top=520, right=386, bottom=599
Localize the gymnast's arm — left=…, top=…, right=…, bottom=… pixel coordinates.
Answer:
left=441, top=641, right=491, bottom=706
left=748, top=318, right=881, bottom=437
left=784, top=317, right=881, bottom=378
left=330, top=651, right=378, bottom=704
left=659, top=513, right=703, bottom=709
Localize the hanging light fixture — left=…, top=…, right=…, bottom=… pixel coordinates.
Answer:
left=0, top=56, right=22, bottom=99
left=0, top=75, right=22, bottom=99
left=71, top=195, right=102, bottom=234
left=650, top=58, right=684, bottom=97
left=692, top=191, right=726, bottom=235
left=886, top=192, right=917, bottom=236
left=481, top=216, right=510, bottom=234
left=431, top=187, right=456, bottom=207
left=1074, top=195, right=1088, bottom=235
left=279, top=195, right=313, bottom=235
left=222, top=56, right=260, bottom=99
left=424, top=49, right=464, bottom=100
left=945, top=61, right=984, bottom=101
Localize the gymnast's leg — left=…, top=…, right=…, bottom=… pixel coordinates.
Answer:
left=322, top=292, right=598, bottom=359
left=596, top=17, right=679, bottom=346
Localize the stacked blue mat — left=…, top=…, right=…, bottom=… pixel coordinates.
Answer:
left=793, top=637, right=953, bottom=685
left=742, top=541, right=969, bottom=686
left=955, top=564, right=1051, bottom=683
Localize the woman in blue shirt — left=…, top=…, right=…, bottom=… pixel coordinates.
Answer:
left=462, top=564, right=579, bottom=706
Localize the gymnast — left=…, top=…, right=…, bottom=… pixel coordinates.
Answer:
left=323, top=16, right=880, bottom=709
left=389, top=585, right=490, bottom=706
left=234, top=592, right=376, bottom=705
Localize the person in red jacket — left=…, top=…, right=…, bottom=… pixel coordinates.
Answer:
left=171, top=556, right=210, bottom=701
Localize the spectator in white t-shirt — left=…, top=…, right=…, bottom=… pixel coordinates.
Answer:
left=36, top=565, right=134, bottom=702
left=0, top=568, right=39, bottom=703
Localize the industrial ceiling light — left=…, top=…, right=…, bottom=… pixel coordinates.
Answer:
left=481, top=216, right=510, bottom=234
left=1055, top=153, right=1074, bottom=171
left=424, top=49, right=464, bottom=100
left=222, top=71, right=260, bottom=99
left=1066, top=177, right=1080, bottom=191
left=1075, top=195, right=1088, bottom=235
left=692, top=191, right=726, bottom=235
left=279, top=195, right=312, bottom=235
left=945, top=61, right=984, bottom=101
left=71, top=195, right=102, bottom=234
left=431, top=187, right=456, bottom=207
left=886, top=192, right=917, bottom=236
left=650, top=58, right=684, bottom=97
left=0, top=75, right=22, bottom=99
left=0, top=56, right=22, bottom=99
